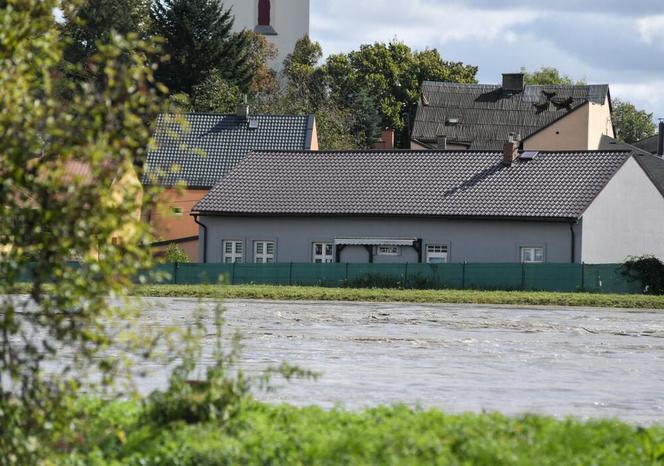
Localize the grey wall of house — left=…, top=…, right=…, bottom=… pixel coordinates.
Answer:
left=196, top=216, right=576, bottom=264
left=581, top=157, right=664, bottom=263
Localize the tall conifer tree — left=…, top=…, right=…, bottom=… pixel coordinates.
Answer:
left=150, top=0, right=251, bottom=94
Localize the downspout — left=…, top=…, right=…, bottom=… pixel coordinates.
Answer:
left=569, top=220, right=578, bottom=264
left=193, top=214, right=208, bottom=264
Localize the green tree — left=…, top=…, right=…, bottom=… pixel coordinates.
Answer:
left=324, top=41, right=477, bottom=147
left=61, top=0, right=153, bottom=65
left=255, top=36, right=357, bottom=150
left=150, top=0, right=251, bottom=94
left=164, top=243, right=191, bottom=263
left=612, top=98, right=657, bottom=144
left=0, top=0, right=166, bottom=462
left=522, top=66, right=585, bottom=85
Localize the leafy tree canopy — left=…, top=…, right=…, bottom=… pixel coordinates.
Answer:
left=325, top=41, right=478, bottom=147
left=522, top=66, right=585, bottom=85
left=613, top=98, right=657, bottom=144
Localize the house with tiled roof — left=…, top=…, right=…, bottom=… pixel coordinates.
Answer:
left=411, top=73, right=615, bottom=152
left=191, top=144, right=664, bottom=265
left=143, top=103, right=317, bottom=260
left=632, top=121, right=663, bottom=156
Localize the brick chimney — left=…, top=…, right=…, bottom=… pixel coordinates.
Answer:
left=658, top=120, right=664, bottom=157
left=437, top=135, right=448, bottom=150
left=503, top=133, right=519, bottom=165
left=502, top=73, right=525, bottom=93
left=374, top=128, right=395, bottom=150
left=236, top=95, right=249, bottom=120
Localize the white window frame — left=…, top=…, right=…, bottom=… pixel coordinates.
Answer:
left=312, top=242, right=334, bottom=263
left=426, top=245, right=449, bottom=264
left=376, top=245, right=400, bottom=256
left=254, top=241, right=275, bottom=263
left=520, top=246, right=545, bottom=264
left=222, top=240, right=244, bottom=264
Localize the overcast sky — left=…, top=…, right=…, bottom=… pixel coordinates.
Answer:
left=310, top=0, right=664, bottom=121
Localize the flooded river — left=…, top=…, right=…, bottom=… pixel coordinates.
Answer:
left=131, top=298, right=664, bottom=425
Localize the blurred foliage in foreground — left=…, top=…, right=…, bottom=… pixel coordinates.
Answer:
left=0, top=0, right=167, bottom=462
left=51, top=399, right=664, bottom=465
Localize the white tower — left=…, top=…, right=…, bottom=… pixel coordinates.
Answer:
left=223, top=0, right=310, bottom=72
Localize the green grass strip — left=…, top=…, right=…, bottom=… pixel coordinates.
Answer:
left=134, top=284, right=664, bottom=309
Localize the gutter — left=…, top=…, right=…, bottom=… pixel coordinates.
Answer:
left=193, top=214, right=208, bottom=263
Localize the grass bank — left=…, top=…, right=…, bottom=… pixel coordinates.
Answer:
left=135, top=284, right=664, bottom=309
left=59, top=400, right=664, bottom=465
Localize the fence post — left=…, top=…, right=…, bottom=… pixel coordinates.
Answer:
left=173, top=262, right=178, bottom=285
left=521, top=262, right=526, bottom=291
left=289, top=262, right=293, bottom=286
left=581, top=262, right=585, bottom=291
left=461, top=262, right=466, bottom=290
left=231, top=262, right=236, bottom=285
left=404, top=263, right=409, bottom=286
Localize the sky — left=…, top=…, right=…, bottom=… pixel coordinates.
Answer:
left=310, top=0, right=664, bottom=122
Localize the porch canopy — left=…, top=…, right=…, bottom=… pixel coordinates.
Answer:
left=334, top=238, right=418, bottom=246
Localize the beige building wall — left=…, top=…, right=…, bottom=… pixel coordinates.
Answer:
left=587, top=95, right=615, bottom=149
left=524, top=97, right=614, bottom=151
left=310, top=119, right=319, bottom=150
left=523, top=103, right=591, bottom=151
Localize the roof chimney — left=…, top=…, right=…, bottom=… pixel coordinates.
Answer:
left=437, top=135, right=448, bottom=150
left=503, top=133, right=519, bottom=165
left=502, top=73, right=525, bottom=93
left=237, top=95, right=249, bottom=120
left=658, top=119, right=664, bottom=157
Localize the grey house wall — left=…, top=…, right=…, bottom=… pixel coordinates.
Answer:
left=197, top=216, right=575, bottom=264
left=581, top=157, right=664, bottom=263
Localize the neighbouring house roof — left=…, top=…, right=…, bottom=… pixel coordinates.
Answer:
left=633, top=134, right=659, bottom=154
left=411, top=81, right=610, bottom=150
left=193, top=149, right=630, bottom=220
left=144, top=113, right=316, bottom=189
left=600, top=135, right=664, bottom=196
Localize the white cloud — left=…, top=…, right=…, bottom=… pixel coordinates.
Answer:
left=312, top=0, right=539, bottom=55
left=612, top=81, right=664, bottom=120
left=638, top=15, right=664, bottom=46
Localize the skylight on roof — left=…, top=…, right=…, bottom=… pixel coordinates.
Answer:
left=248, top=119, right=259, bottom=130
left=520, top=151, right=538, bottom=161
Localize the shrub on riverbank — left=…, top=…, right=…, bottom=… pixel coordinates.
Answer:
left=134, top=284, right=664, bottom=309
left=56, top=400, right=664, bottom=465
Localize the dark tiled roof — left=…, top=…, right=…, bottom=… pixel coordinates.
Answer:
left=144, top=113, right=315, bottom=188
left=633, top=134, right=660, bottom=154
left=600, top=135, right=664, bottom=196
left=194, top=150, right=630, bottom=220
left=412, top=82, right=610, bottom=150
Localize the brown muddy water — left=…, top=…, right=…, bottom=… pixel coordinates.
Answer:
left=128, top=298, right=664, bottom=425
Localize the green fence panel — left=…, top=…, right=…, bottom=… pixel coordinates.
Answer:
left=289, top=263, right=347, bottom=286
left=583, top=264, right=642, bottom=294
left=175, top=263, right=233, bottom=285
left=402, top=263, right=465, bottom=289
left=464, top=263, right=524, bottom=290
left=345, top=263, right=410, bottom=287
left=524, top=263, right=583, bottom=292
left=232, top=263, right=292, bottom=285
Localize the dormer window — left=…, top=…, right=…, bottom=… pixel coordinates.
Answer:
left=255, top=0, right=277, bottom=35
